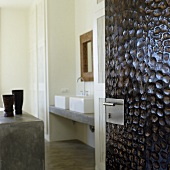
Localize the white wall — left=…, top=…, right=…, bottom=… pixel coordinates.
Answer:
left=75, top=0, right=95, bottom=147
left=0, top=9, right=1, bottom=100
left=47, top=0, right=77, bottom=141
left=47, top=0, right=95, bottom=147
left=75, top=0, right=94, bottom=96
left=0, top=1, right=95, bottom=148
left=28, top=4, right=38, bottom=117
left=76, top=122, right=95, bottom=148
left=0, top=8, right=30, bottom=112
left=47, top=0, right=76, bottom=105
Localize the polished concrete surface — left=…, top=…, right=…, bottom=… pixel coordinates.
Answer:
left=49, top=106, right=94, bottom=126
left=45, top=140, right=95, bottom=170
left=0, top=112, right=44, bottom=170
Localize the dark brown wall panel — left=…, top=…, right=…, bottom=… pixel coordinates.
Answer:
left=105, top=0, right=170, bottom=169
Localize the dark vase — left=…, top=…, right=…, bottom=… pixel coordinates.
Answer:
left=12, top=90, right=23, bottom=115
left=2, top=95, right=14, bottom=117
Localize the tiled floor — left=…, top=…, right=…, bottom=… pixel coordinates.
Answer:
left=45, top=140, right=95, bottom=170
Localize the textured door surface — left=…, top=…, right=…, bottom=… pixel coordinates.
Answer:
left=105, top=0, right=170, bottom=169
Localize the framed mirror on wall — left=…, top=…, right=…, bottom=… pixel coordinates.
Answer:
left=80, top=30, right=93, bottom=81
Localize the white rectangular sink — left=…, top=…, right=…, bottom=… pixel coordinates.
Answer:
left=69, top=96, right=94, bottom=113
left=55, top=95, right=69, bottom=109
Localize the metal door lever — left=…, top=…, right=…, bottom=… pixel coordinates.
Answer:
left=103, top=102, right=123, bottom=106
left=104, top=98, right=124, bottom=125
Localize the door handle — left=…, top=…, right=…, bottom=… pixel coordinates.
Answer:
left=104, top=98, right=124, bottom=125
left=103, top=102, right=123, bottom=106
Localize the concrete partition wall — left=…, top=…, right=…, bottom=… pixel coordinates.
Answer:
left=0, top=112, right=45, bottom=170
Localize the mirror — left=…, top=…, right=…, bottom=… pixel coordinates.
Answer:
left=80, top=30, right=93, bottom=81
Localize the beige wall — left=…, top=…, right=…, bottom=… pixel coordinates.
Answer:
left=75, top=0, right=94, bottom=96
left=47, top=0, right=95, bottom=147
left=75, top=0, right=95, bottom=147
left=0, top=9, right=1, bottom=100
left=0, top=8, right=30, bottom=112
left=47, top=0, right=76, bottom=105
left=47, top=0, right=95, bottom=103
left=47, top=0, right=77, bottom=141
left=0, top=1, right=95, bottom=147
left=47, top=0, right=95, bottom=102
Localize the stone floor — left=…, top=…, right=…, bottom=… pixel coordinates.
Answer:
left=45, top=140, right=95, bottom=170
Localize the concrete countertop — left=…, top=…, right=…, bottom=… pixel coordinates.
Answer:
left=49, top=105, right=94, bottom=126
left=0, top=111, right=42, bottom=125
left=0, top=110, right=45, bottom=170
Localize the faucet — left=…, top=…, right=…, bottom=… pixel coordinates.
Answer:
left=77, top=77, right=86, bottom=96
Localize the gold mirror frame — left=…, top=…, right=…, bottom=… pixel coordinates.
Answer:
left=80, top=30, right=93, bottom=81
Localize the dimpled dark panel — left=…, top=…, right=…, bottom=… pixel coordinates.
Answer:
left=105, top=0, right=170, bottom=169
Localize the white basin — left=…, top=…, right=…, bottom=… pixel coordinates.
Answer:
left=69, top=96, right=94, bottom=113
left=55, top=95, right=70, bottom=109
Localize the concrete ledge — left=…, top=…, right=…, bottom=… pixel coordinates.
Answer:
left=49, top=105, right=94, bottom=126
left=0, top=112, right=45, bottom=170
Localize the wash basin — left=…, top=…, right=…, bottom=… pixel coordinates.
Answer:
left=69, top=96, right=94, bottom=113
left=55, top=95, right=70, bottom=109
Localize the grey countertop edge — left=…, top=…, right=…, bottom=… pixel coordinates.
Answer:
left=49, top=105, right=94, bottom=126
left=0, top=111, right=43, bottom=125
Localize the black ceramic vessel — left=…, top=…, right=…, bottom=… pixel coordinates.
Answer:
left=12, top=90, right=23, bottom=115
left=2, top=94, right=14, bottom=117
